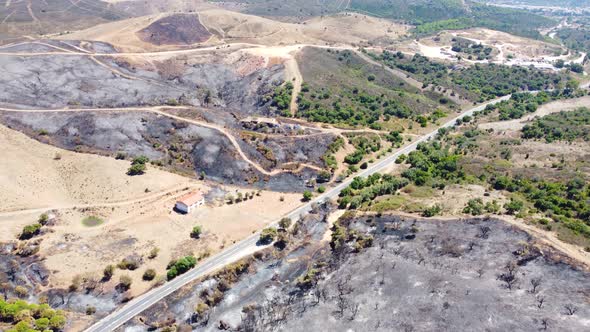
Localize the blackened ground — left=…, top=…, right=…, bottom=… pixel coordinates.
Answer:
left=120, top=213, right=590, bottom=332
left=136, top=14, right=212, bottom=46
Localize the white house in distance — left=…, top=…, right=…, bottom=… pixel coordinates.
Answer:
left=175, top=191, right=205, bottom=214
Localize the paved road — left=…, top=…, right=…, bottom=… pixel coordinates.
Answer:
left=84, top=94, right=512, bottom=332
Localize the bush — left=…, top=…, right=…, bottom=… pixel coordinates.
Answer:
left=127, top=163, right=146, bottom=175
left=143, top=269, right=156, bottom=281
left=119, top=275, right=132, bottom=290
left=103, top=265, right=115, bottom=281
left=19, top=223, right=42, bottom=240
left=463, top=198, right=484, bottom=216
left=259, top=227, right=277, bottom=244
left=190, top=225, right=202, bottom=239
left=38, top=214, right=49, bottom=225
left=504, top=198, right=524, bottom=215
left=422, top=204, right=442, bottom=217
left=278, top=218, right=292, bottom=230
left=317, top=185, right=326, bottom=193
left=148, top=247, right=159, bottom=259
left=167, top=256, right=197, bottom=280
left=302, top=190, right=313, bottom=201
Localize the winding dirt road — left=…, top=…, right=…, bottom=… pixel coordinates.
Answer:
left=0, top=105, right=325, bottom=176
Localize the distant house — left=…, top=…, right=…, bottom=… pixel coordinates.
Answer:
left=175, top=191, right=205, bottom=214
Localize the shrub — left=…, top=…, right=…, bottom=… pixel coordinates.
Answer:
left=317, top=185, right=326, bottom=193
left=190, top=225, right=202, bottom=239
left=85, top=306, right=96, bottom=315
left=259, top=227, right=277, bottom=244
left=19, top=223, right=41, bottom=240
left=278, top=218, right=292, bottom=230
left=119, top=275, right=132, bottom=291
left=422, top=204, right=442, bottom=217
left=148, top=247, right=159, bottom=259
left=38, top=214, right=49, bottom=225
left=463, top=198, right=484, bottom=216
left=302, top=191, right=313, bottom=201
left=167, top=256, right=197, bottom=280
left=117, top=258, right=139, bottom=270
left=143, top=269, right=156, bottom=281
left=127, top=163, right=146, bottom=175
left=504, top=198, right=524, bottom=215
left=103, top=265, right=115, bottom=281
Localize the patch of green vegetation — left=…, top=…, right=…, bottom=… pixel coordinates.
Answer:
left=338, top=173, right=409, bottom=209
left=555, top=28, right=590, bottom=52
left=19, top=223, right=42, bottom=240
left=167, top=255, right=197, bottom=280
left=475, top=89, right=582, bottom=121
left=322, top=136, right=345, bottom=172
left=344, top=134, right=382, bottom=165
left=82, top=216, right=104, bottom=227
left=521, top=107, right=590, bottom=142
left=297, top=47, right=450, bottom=129
left=266, top=82, right=294, bottom=117
left=368, top=195, right=408, bottom=213
left=370, top=51, right=567, bottom=102
left=0, top=299, right=67, bottom=332
left=350, top=0, right=554, bottom=39
left=259, top=227, right=277, bottom=244
left=127, top=155, right=149, bottom=175
left=451, top=37, right=494, bottom=60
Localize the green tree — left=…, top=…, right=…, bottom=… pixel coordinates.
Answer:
left=259, top=227, right=277, bottom=244
left=302, top=191, right=313, bottom=201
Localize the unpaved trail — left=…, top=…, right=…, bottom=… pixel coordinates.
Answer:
left=479, top=96, right=590, bottom=131
left=26, top=1, right=39, bottom=23
left=0, top=182, right=196, bottom=217
left=501, top=216, right=590, bottom=269
left=285, top=57, right=302, bottom=115
left=0, top=105, right=324, bottom=177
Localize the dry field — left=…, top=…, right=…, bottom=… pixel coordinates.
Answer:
left=0, top=123, right=302, bottom=294
left=58, top=9, right=408, bottom=52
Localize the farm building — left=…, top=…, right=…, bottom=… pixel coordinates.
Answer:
left=175, top=191, right=205, bottom=213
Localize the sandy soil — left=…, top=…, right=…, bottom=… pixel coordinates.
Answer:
left=479, top=95, right=590, bottom=131
left=0, top=123, right=303, bottom=294
left=0, top=123, right=189, bottom=216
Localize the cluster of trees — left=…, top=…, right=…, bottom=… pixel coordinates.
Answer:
left=351, top=0, right=553, bottom=39
left=373, top=51, right=566, bottom=102
left=555, top=28, right=590, bottom=52
left=322, top=136, right=344, bottom=172
left=401, top=141, right=463, bottom=186
left=127, top=155, right=149, bottom=175
left=0, top=299, right=67, bottom=332
left=344, top=134, right=382, bottom=165
left=451, top=64, right=564, bottom=101
left=297, top=86, right=416, bottom=128
left=19, top=214, right=49, bottom=240
left=479, top=91, right=558, bottom=120
left=267, top=82, right=293, bottom=117
left=521, top=107, right=590, bottom=142
left=167, top=256, right=197, bottom=280
left=554, top=59, right=584, bottom=74
left=338, top=173, right=409, bottom=209
left=492, top=175, right=590, bottom=237
left=451, top=37, right=494, bottom=60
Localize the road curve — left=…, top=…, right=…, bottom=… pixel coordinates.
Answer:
left=84, top=94, right=511, bottom=332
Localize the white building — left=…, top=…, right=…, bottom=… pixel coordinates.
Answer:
left=175, top=191, right=205, bottom=214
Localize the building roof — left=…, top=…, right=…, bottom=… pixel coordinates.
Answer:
left=176, top=191, right=204, bottom=206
